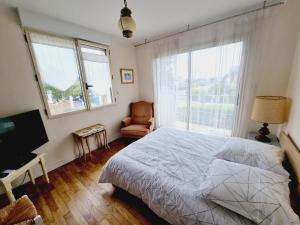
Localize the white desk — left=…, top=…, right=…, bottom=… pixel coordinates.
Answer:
left=0, top=153, right=49, bottom=203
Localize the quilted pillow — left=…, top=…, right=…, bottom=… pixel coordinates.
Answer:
left=215, top=137, right=289, bottom=177
left=200, top=159, right=300, bottom=225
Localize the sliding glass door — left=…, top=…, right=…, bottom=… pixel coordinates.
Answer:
left=173, top=42, right=244, bottom=136
left=174, top=53, right=189, bottom=130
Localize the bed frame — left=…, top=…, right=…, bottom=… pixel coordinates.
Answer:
left=279, top=132, right=300, bottom=214
left=280, top=132, right=300, bottom=191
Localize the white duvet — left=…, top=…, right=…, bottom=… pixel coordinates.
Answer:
left=99, top=128, right=257, bottom=225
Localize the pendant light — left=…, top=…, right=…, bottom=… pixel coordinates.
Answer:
left=118, top=0, right=136, bottom=38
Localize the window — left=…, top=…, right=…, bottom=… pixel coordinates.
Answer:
left=78, top=41, right=113, bottom=108
left=27, top=32, right=114, bottom=117
left=189, top=42, right=243, bottom=136
left=155, top=41, right=243, bottom=136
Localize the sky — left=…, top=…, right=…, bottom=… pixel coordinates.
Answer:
left=175, top=41, right=243, bottom=81
left=33, top=43, right=80, bottom=91
left=33, top=43, right=111, bottom=95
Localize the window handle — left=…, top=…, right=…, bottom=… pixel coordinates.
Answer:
left=85, top=83, right=93, bottom=89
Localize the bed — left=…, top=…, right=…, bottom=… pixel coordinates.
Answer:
left=99, top=127, right=300, bottom=225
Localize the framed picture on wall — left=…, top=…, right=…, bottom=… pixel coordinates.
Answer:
left=120, top=68, right=134, bottom=84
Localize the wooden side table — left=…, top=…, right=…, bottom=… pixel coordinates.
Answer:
left=247, top=132, right=280, bottom=147
left=73, top=124, right=110, bottom=160
left=0, top=153, right=49, bottom=203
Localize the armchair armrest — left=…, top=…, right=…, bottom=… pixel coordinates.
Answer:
left=121, top=116, right=132, bottom=127
left=147, top=117, right=155, bottom=130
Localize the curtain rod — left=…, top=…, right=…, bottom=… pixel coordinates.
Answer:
left=134, top=0, right=286, bottom=47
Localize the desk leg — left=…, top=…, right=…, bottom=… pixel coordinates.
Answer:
left=74, top=135, right=81, bottom=158
left=96, top=133, right=102, bottom=149
left=79, top=138, right=86, bottom=161
left=97, top=133, right=103, bottom=149
left=95, top=133, right=99, bottom=149
left=85, top=138, right=92, bottom=158
left=1, top=182, right=15, bottom=203
left=39, top=157, right=50, bottom=183
left=28, top=169, right=35, bottom=184
left=104, top=130, right=110, bottom=149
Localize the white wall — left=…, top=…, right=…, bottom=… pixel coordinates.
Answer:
left=136, top=45, right=155, bottom=102
left=248, top=0, right=300, bottom=134
left=136, top=0, right=300, bottom=136
left=0, top=6, right=139, bottom=180
left=284, top=32, right=300, bottom=148
left=18, top=8, right=112, bottom=46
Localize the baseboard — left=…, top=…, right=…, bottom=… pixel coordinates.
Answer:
left=47, top=132, right=121, bottom=172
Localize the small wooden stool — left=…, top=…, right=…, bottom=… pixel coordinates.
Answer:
left=73, top=124, right=110, bottom=160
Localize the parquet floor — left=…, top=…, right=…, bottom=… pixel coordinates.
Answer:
left=0, top=138, right=169, bottom=225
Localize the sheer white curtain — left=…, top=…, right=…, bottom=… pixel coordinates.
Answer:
left=152, top=6, right=280, bottom=137
left=153, top=39, right=188, bottom=127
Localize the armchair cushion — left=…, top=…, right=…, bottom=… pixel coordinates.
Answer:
left=121, top=124, right=150, bottom=137
left=131, top=101, right=153, bottom=125
left=0, top=195, right=37, bottom=225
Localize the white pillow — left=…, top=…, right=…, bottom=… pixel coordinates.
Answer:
left=215, top=137, right=289, bottom=177
left=200, top=159, right=300, bottom=225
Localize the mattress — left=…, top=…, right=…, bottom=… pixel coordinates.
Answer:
left=99, top=128, right=255, bottom=225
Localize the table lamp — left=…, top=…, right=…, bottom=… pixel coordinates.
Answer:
left=251, top=96, right=287, bottom=143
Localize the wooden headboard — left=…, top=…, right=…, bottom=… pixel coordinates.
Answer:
left=280, top=132, right=300, bottom=193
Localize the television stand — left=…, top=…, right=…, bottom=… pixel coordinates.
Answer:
left=0, top=153, right=49, bottom=203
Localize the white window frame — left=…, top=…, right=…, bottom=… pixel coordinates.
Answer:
left=76, top=40, right=115, bottom=111
left=25, top=30, right=115, bottom=119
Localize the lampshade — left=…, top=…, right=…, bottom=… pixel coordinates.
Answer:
left=118, top=0, right=136, bottom=38
left=118, top=16, right=136, bottom=33
left=251, top=96, right=287, bottom=124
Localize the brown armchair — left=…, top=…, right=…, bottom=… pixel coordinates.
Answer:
left=0, top=195, right=44, bottom=225
left=121, top=101, right=155, bottom=138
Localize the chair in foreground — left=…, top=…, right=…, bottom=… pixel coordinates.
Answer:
left=121, top=101, right=154, bottom=138
left=0, top=195, right=44, bottom=225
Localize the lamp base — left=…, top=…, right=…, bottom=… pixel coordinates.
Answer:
left=255, top=134, right=271, bottom=143
left=255, top=123, right=271, bottom=143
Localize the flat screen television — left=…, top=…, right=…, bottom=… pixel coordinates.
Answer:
left=0, top=109, right=48, bottom=171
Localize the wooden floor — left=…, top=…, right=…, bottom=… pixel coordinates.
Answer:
left=0, top=138, right=169, bottom=225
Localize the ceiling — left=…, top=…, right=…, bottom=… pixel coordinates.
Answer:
left=1, top=0, right=267, bottom=45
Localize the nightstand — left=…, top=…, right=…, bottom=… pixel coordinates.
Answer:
left=247, top=132, right=280, bottom=147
